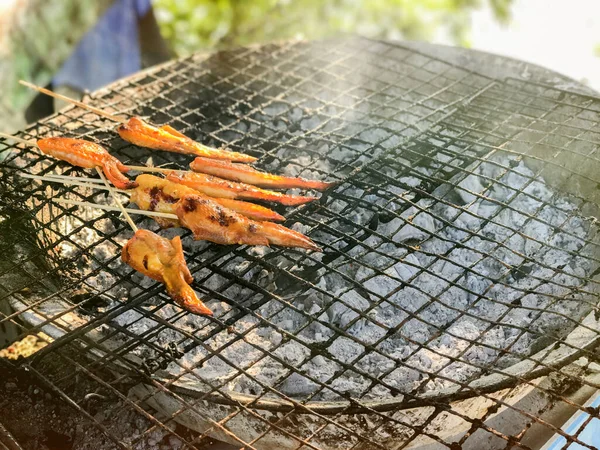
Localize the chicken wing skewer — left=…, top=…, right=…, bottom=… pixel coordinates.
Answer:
left=190, top=157, right=335, bottom=191
left=0, top=133, right=137, bottom=190
left=115, top=165, right=323, bottom=206
left=117, top=117, right=255, bottom=162
left=175, top=192, right=320, bottom=251
left=129, top=175, right=319, bottom=250
left=34, top=172, right=319, bottom=250
left=39, top=137, right=138, bottom=190
left=44, top=174, right=319, bottom=251
left=130, top=174, right=284, bottom=225
left=166, top=171, right=317, bottom=206
left=20, top=81, right=255, bottom=163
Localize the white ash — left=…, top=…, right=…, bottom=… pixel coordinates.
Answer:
left=20, top=151, right=600, bottom=404
left=179, top=153, right=595, bottom=401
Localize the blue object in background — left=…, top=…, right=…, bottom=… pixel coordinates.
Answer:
left=53, top=0, right=152, bottom=92
left=544, top=392, right=600, bottom=450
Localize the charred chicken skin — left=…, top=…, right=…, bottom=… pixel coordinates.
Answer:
left=175, top=193, right=320, bottom=251
left=121, top=229, right=212, bottom=315
left=117, top=117, right=256, bottom=163
left=130, top=174, right=285, bottom=225
left=166, top=171, right=317, bottom=206
left=190, top=157, right=335, bottom=191
left=37, top=137, right=137, bottom=190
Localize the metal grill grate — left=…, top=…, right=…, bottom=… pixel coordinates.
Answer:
left=2, top=38, right=600, bottom=450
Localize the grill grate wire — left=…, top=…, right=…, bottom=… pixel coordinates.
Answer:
left=1, top=38, right=600, bottom=449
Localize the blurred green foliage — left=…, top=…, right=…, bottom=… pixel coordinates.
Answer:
left=154, top=0, right=514, bottom=56
left=1, top=0, right=113, bottom=133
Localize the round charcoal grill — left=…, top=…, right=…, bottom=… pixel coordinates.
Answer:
left=2, top=38, right=600, bottom=450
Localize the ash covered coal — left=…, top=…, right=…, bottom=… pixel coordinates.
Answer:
left=12, top=134, right=600, bottom=405
left=84, top=151, right=600, bottom=403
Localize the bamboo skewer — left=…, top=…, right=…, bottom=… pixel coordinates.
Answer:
left=19, top=172, right=177, bottom=220
left=20, top=173, right=130, bottom=194
left=96, top=167, right=138, bottom=232
left=0, top=132, right=36, bottom=147
left=31, top=173, right=106, bottom=184
left=124, top=165, right=178, bottom=173
left=53, top=198, right=178, bottom=220
left=19, top=81, right=127, bottom=124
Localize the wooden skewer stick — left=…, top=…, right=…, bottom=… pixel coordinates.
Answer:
left=19, top=173, right=130, bottom=194
left=96, top=167, right=138, bottom=232
left=19, top=80, right=127, bottom=124
left=0, top=132, right=36, bottom=147
left=19, top=172, right=174, bottom=220
left=125, top=165, right=179, bottom=173
left=24, top=172, right=108, bottom=185
left=53, top=198, right=178, bottom=220
left=35, top=173, right=106, bottom=184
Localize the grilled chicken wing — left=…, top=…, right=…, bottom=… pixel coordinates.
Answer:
left=129, top=176, right=181, bottom=229
left=175, top=193, right=320, bottom=251
left=37, top=137, right=137, bottom=190
left=166, top=171, right=317, bottom=206
left=190, top=157, right=335, bottom=191
left=117, top=117, right=256, bottom=162
left=122, top=229, right=212, bottom=315
left=130, top=174, right=284, bottom=225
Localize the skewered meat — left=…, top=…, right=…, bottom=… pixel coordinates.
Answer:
left=130, top=174, right=284, bottom=225
left=166, top=171, right=317, bottom=206
left=190, top=157, right=335, bottom=190
left=122, top=229, right=212, bottom=315
left=117, top=117, right=256, bottom=162
left=37, top=137, right=137, bottom=190
left=176, top=193, right=320, bottom=251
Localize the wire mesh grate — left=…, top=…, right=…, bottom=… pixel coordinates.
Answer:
left=1, top=38, right=600, bottom=450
